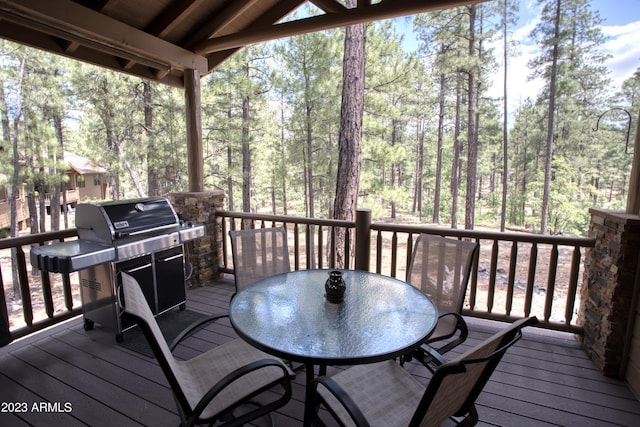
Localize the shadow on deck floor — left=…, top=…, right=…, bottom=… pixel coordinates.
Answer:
left=1, top=278, right=639, bottom=426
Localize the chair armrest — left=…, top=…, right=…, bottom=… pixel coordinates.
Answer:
left=427, top=312, right=468, bottom=344
left=311, top=376, right=370, bottom=427
left=426, top=312, right=469, bottom=355
left=191, top=358, right=292, bottom=422
left=169, top=312, right=231, bottom=351
left=419, top=344, right=448, bottom=367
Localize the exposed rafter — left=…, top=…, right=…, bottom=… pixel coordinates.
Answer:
left=194, top=0, right=486, bottom=54
left=0, top=0, right=486, bottom=87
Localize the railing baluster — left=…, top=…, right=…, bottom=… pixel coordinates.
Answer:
left=565, top=246, right=582, bottom=326
left=506, top=242, right=518, bottom=315
left=294, top=223, right=300, bottom=271
left=318, top=225, right=324, bottom=269
left=16, top=246, right=33, bottom=327
left=344, top=228, right=351, bottom=269
left=0, top=265, right=11, bottom=346
left=405, top=233, right=414, bottom=281
left=544, top=244, right=559, bottom=322
left=390, top=231, right=398, bottom=278
left=487, top=239, right=499, bottom=313
left=305, top=225, right=312, bottom=269
left=63, top=273, right=73, bottom=311
left=221, top=218, right=229, bottom=269
left=524, top=243, right=538, bottom=317
left=468, top=238, right=480, bottom=311
left=41, top=271, right=54, bottom=318
left=329, top=226, right=336, bottom=269
left=376, top=231, right=383, bottom=274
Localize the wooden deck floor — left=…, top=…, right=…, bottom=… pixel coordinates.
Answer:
left=1, top=277, right=640, bottom=427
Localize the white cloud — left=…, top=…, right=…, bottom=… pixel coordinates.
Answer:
left=491, top=19, right=640, bottom=122
left=602, top=21, right=640, bottom=87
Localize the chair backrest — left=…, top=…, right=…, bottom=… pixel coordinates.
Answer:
left=412, top=316, right=538, bottom=427
left=119, top=272, right=192, bottom=414
left=229, top=226, right=291, bottom=291
left=407, top=234, right=479, bottom=315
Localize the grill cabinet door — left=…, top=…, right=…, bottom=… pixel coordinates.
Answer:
left=155, top=246, right=186, bottom=313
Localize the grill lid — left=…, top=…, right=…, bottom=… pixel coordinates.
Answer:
left=76, top=197, right=179, bottom=242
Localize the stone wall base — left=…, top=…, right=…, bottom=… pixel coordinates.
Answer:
left=579, top=208, right=640, bottom=377
left=169, top=191, right=224, bottom=287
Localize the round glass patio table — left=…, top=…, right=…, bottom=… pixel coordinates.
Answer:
left=229, top=269, right=438, bottom=426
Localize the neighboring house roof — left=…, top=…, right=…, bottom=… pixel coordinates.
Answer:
left=64, top=151, right=107, bottom=175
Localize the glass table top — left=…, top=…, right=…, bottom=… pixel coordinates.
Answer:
left=229, top=269, right=438, bottom=365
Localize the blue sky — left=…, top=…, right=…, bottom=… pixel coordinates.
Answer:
left=506, top=0, right=640, bottom=108
left=398, top=0, right=640, bottom=109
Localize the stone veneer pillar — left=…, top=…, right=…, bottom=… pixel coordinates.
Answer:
left=579, top=208, right=640, bottom=377
left=169, top=191, right=225, bottom=287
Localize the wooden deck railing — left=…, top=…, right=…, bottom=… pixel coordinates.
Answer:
left=217, top=210, right=594, bottom=334
left=216, top=211, right=356, bottom=272
left=0, top=229, right=81, bottom=346
left=0, top=208, right=594, bottom=346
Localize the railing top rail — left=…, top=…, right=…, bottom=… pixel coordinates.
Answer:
left=0, top=229, right=78, bottom=249
left=216, top=211, right=356, bottom=228
left=370, top=222, right=595, bottom=247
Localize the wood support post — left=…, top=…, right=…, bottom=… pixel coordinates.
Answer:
left=355, top=208, right=371, bottom=271
left=184, top=69, right=204, bottom=192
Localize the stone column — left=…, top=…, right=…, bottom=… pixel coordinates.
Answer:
left=579, top=208, right=640, bottom=377
left=169, top=191, right=224, bottom=287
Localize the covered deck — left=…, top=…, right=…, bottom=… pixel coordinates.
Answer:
left=1, top=277, right=639, bottom=427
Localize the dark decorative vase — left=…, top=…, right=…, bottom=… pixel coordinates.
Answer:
left=325, top=270, right=346, bottom=303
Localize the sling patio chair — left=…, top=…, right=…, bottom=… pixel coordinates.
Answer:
left=405, top=234, right=480, bottom=369
left=310, top=316, right=538, bottom=427
left=119, top=272, right=292, bottom=427
left=229, top=226, right=291, bottom=292
left=228, top=226, right=304, bottom=373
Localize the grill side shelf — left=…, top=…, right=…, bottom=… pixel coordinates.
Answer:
left=30, top=241, right=116, bottom=274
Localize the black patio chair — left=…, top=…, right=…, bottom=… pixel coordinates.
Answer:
left=119, top=272, right=292, bottom=427
left=310, top=316, right=538, bottom=427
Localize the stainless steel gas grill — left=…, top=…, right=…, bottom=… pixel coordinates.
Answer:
left=30, top=197, right=205, bottom=341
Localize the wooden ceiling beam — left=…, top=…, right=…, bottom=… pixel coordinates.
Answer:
left=182, top=0, right=262, bottom=49
left=194, top=0, right=487, bottom=54
left=0, top=0, right=207, bottom=73
left=308, top=0, right=346, bottom=14
left=145, top=0, right=205, bottom=39
left=202, top=0, right=306, bottom=71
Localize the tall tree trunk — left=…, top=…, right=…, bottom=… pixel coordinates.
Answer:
left=105, top=126, right=120, bottom=200
left=53, top=113, right=67, bottom=229
left=333, top=0, right=365, bottom=268
left=306, top=104, right=315, bottom=217
left=434, top=73, right=446, bottom=224
left=500, top=0, right=509, bottom=232
left=10, top=57, right=25, bottom=296
left=465, top=4, right=478, bottom=230
left=541, top=0, right=561, bottom=235
left=279, top=98, right=288, bottom=215
left=451, top=78, right=462, bottom=229
left=144, top=81, right=161, bottom=197
left=413, top=117, right=424, bottom=216
left=0, top=83, right=9, bottom=141
left=226, top=108, right=234, bottom=212
left=242, top=94, right=251, bottom=213
left=226, top=144, right=234, bottom=211
left=390, top=119, right=398, bottom=219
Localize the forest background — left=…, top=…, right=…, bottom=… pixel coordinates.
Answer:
left=1, top=0, right=639, bottom=240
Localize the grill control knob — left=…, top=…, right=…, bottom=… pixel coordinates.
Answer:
left=134, top=203, right=145, bottom=212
